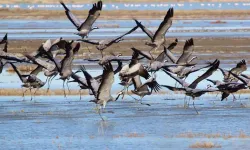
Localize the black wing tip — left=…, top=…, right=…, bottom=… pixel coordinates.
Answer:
left=152, top=81, right=161, bottom=92
left=166, top=7, right=174, bottom=18
left=0, top=33, right=8, bottom=44
left=184, top=38, right=194, bottom=48
left=3, top=33, right=8, bottom=40
left=175, top=38, right=178, bottom=42
left=73, top=43, right=81, bottom=53
left=60, top=1, right=69, bottom=11
left=93, top=0, right=102, bottom=11
left=236, top=59, right=246, bottom=68
left=98, top=0, right=103, bottom=10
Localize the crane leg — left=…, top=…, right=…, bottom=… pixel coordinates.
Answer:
left=46, top=76, right=51, bottom=93
left=183, top=95, right=187, bottom=108
left=232, top=94, right=237, bottom=102
left=97, top=105, right=104, bottom=121
left=66, top=80, right=70, bottom=94
left=22, top=88, right=28, bottom=101
left=78, top=89, right=81, bottom=100
left=139, top=96, right=151, bottom=106
left=63, top=80, right=66, bottom=98
left=33, top=88, right=39, bottom=101
left=48, top=74, right=57, bottom=92
left=30, top=88, right=33, bottom=101
left=188, top=97, right=191, bottom=108
left=193, top=101, right=199, bottom=115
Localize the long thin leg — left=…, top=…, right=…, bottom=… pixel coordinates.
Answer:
left=183, top=95, right=187, bottom=108
left=66, top=80, right=70, bottom=94
left=127, top=93, right=138, bottom=101
left=30, top=88, right=33, bottom=101
left=22, top=88, right=28, bottom=101
left=193, top=101, right=199, bottom=115
left=47, top=75, right=56, bottom=92
left=232, top=94, right=236, bottom=102
left=188, top=97, right=191, bottom=107
left=33, top=88, right=39, bottom=101
left=79, top=89, right=82, bottom=100
left=97, top=105, right=104, bottom=121
left=46, top=77, right=51, bottom=93
left=139, top=96, right=151, bottom=106
left=63, top=80, right=66, bottom=98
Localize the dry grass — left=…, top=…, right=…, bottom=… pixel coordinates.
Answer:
left=0, top=88, right=88, bottom=96
left=1, top=9, right=250, bottom=20
left=210, top=20, right=227, bottom=24
left=112, top=132, right=144, bottom=138
left=1, top=0, right=249, bottom=4
left=189, top=141, right=222, bottom=149
left=1, top=87, right=250, bottom=96
left=125, top=132, right=145, bottom=138
left=176, top=131, right=250, bottom=139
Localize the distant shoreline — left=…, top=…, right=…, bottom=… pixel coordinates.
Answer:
left=0, top=0, right=249, bottom=4
left=1, top=9, right=250, bottom=20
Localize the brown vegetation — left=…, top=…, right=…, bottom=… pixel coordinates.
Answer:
left=176, top=131, right=250, bottom=139
left=0, top=88, right=88, bottom=96
left=1, top=0, right=249, bottom=4
left=1, top=9, right=250, bottom=20
left=189, top=141, right=221, bottom=148
left=210, top=20, right=227, bottom=24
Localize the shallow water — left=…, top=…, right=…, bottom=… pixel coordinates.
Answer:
left=0, top=95, right=250, bottom=149
left=1, top=65, right=250, bottom=90
left=1, top=2, right=250, bottom=10
left=1, top=19, right=250, bottom=39
left=1, top=64, right=250, bottom=149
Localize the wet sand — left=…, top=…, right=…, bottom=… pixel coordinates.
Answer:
left=1, top=9, right=250, bottom=20
left=1, top=0, right=249, bottom=4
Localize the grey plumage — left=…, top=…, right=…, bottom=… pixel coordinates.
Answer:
left=60, top=0, right=102, bottom=38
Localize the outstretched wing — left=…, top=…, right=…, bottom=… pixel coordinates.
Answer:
left=134, top=19, right=154, bottom=40
left=161, top=85, right=186, bottom=92
left=162, top=69, right=189, bottom=87
left=25, top=55, right=55, bottom=71
left=143, top=78, right=161, bottom=93
left=97, top=62, right=114, bottom=102
left=9, top=63, right=24, bottom=83
left=164, top=46, right=178, bottom=63
left=60, top=1, right=82, bottom=29
left=189, top=59, right=220, bottom=89
left=176, top=38, right=194, bottom=64
left=153, top=8, right=174, bottom=41
left=0, top=33, right=8, bottom=52
left=106, top=25, right=139, bottom=46
left=0, top=33, right=7, bottom=45
left=155, top=49, right=167, bottom=62
left=131, top=47, right=153, bottom=60
left=80, top=1, right=102, bottom=30
left=81, top=66, right=99, bottom=97
left=30, top=66, right=43, bottom=76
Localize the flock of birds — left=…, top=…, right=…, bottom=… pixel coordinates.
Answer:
left=0, top=0, right=249, bottom=120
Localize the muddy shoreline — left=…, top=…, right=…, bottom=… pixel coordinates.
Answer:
left=1, top=9, right=250, bottom=20
left=1, top=0, right=249, bottom=4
